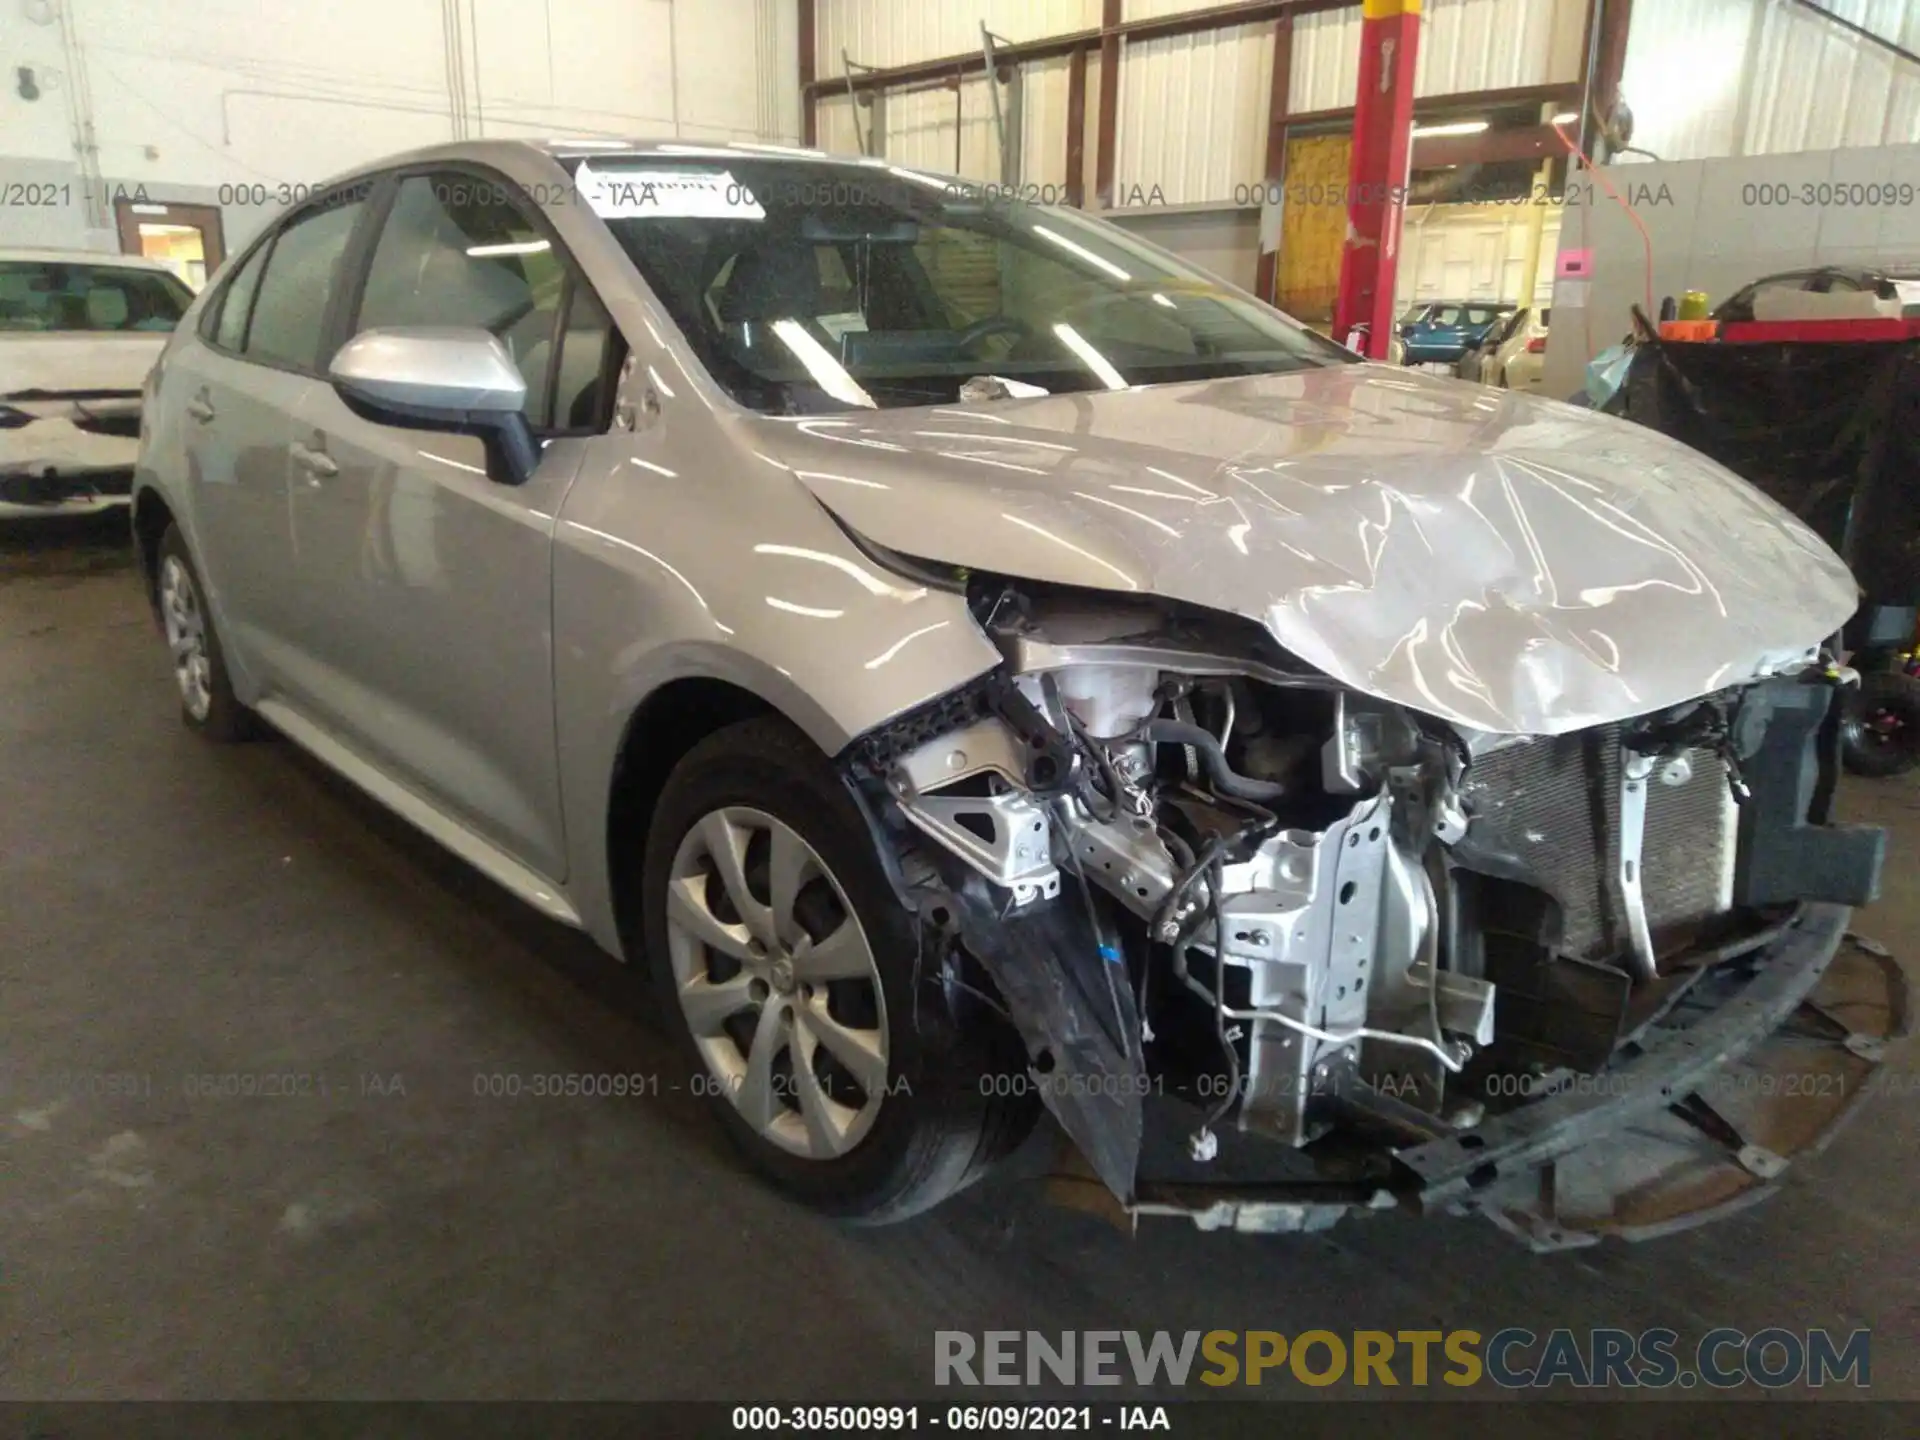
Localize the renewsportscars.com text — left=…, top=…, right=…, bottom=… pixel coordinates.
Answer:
left=934, top=1328, right=1871, bottom=1390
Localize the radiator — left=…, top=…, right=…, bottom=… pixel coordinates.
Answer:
left=1457, top=727, right=1738, bottom=962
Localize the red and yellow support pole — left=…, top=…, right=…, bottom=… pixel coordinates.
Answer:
left=1332, top=0, right=1421, bottom=359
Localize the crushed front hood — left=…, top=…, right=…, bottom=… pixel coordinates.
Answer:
left=757, top=365, right=1857, bottom=735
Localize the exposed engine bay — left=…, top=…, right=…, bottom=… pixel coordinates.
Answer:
left=845, top=580, right=1894, bottom=1241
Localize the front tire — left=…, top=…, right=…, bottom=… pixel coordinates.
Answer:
left=642, top=716, right=1031, bottom=1222
left=155, top=524, right=257, bottom=742
left=1841, top=671, right=1920, bottom=778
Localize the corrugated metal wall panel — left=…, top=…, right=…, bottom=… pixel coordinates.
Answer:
left=1116, top=23, right=1273, bottom=205
left=1621, top=0, right=1920, bottom=161
left=814, top=93, right=866, bottom=158
left=816, top=0, right=1098, bottom=80
left=1019, top=55, right=1075, bottom=188
left=1290, top=7, right=1363, bottom=113
left=1122, top=0, right=1236, bottom=18
left=1415, top=0, right=1583, bottom=96
left=1745, top=0, right=1920, bottom=154
left=1619, top=0, right=1762, bottom=160
left=879, top=77, right=1005, bottom=179
left=1292, top=0, right=1584, bottom=113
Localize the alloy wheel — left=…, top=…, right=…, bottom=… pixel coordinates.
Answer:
left=665, top=806, right=890, bottom=1160
left=159, top=554, right=212, bottom=722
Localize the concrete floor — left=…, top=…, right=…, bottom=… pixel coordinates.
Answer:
left=2, top=509, right=1915, bottom=1405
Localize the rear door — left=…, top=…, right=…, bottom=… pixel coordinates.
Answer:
left=279, top=167, right=619, bottom=879
left=171, top=185, right=371, bottom=684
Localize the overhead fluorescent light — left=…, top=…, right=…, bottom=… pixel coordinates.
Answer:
left=465, top=240, right=551, bottom=257
left=1410, top=120, right=1489, bottom=138
left=129, top=203, right=169, bottom=215
left=1551, top=111, right=1580, bottom=125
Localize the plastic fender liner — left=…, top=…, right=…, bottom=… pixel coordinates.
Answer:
left=946, top=875, right=1147, bottom=1204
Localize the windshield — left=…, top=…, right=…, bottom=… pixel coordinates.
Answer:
left=572, top=158, right=1351, bottom=413
left=0, top=261, right=193, bottom=334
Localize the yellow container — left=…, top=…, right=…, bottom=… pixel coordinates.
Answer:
left=1678, top=289, right=1711, bottom=321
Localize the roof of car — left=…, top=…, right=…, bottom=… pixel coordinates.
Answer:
left=315, top=136, right=964, bottom=189
left=0, top=246, right=177, bottom=270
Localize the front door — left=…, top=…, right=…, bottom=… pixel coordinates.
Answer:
left=175, top=187, right=369, bottom=690
left=278, top=169, right=617, bottom=880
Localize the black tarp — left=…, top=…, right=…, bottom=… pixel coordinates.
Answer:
left=1621, top=338, right=1920, bottom=614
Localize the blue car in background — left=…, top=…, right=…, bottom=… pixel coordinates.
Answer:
left=1398, top=301, right=1515, bottom=366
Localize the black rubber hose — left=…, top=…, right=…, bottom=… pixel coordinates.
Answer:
left=1140, top=719, right=1287, bottom=802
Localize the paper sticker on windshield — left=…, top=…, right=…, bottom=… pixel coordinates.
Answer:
left=575, top=162, right=765, bottom=220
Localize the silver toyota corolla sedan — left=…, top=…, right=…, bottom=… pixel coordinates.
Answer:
left=131, top=140, right=1895, bottom=1244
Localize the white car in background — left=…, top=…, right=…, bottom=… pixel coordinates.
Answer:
left=1477, top=306, right=1550, bottom=390
left=1, top=248, right=194, bottom=517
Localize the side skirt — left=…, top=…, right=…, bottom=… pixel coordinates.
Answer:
left=254, top=697, right=584, bottom=930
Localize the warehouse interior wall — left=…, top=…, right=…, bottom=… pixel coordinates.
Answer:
left=0, top=0, right=799, bottom=255
left=1542, top=142, right=1920, bottom=399
left=802, top=0, right=1920, bottom=348
left=806, top=0, right=1595, bottom=311
left=1398, top=201, right=1564, bottom=309
left=1619, top=0, right=1920, bottom=163
left=1107, top=208, right=1262, bottom=292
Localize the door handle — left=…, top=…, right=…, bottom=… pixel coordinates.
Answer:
left=289, top=440, right=339, bottom=480
left=186, top=393, right=215, bottom=424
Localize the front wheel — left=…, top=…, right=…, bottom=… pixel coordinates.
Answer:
left=641, top=717, right=1032, bottom=1222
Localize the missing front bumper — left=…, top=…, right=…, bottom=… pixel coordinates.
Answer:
left=1042, top=904, right=1907, bottom=1242
left=1445, top=908, right=1909, bottom=1249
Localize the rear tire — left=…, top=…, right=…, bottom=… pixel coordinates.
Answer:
left=1841, top=671, right=1920, bottom=778
left=641, top=716, right=1033, bottom=1222
left=155, top=524, right=257, bottom=742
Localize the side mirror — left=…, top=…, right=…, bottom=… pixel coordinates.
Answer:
left=329, top=327, right=538, bottom=484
